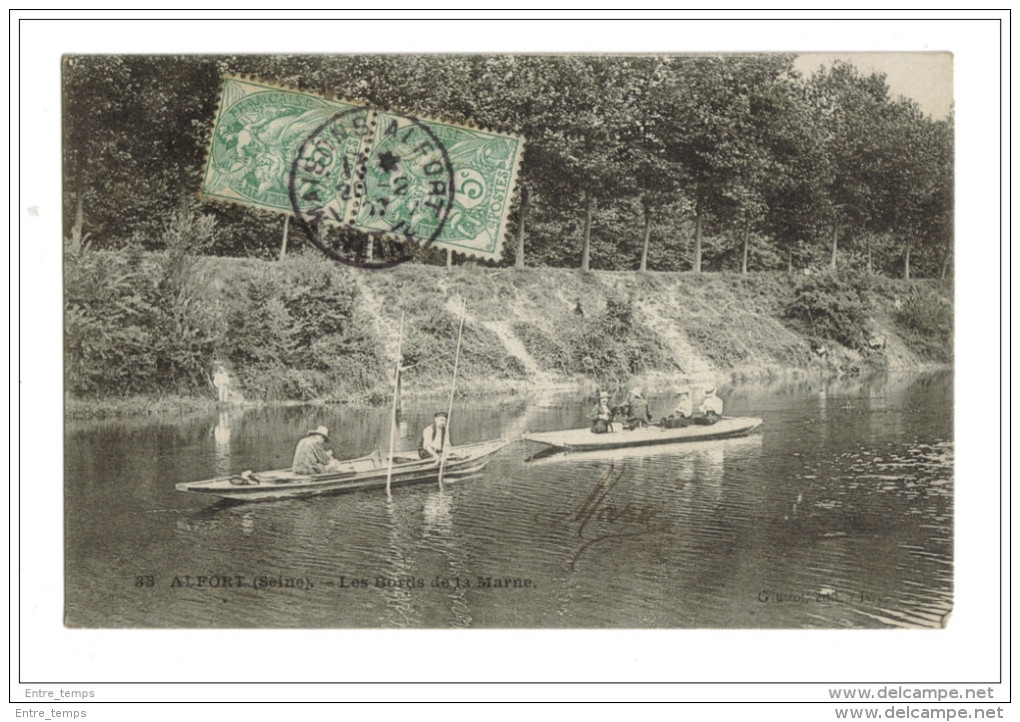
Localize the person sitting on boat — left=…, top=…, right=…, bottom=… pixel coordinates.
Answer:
left=292, top=426, right=332, bottom=474
left=624, top=387, right=652, bottom=430
left=693, top=386, right=724, bottom=425
left=419, top=411, right=453, bottom=461
left=589, top=391, right=613, bottom=434
left=661, top=388, right=693, bottom=428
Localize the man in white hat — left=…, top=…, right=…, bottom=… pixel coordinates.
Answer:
left=589, top=390, right=613, bottom=434
left=419, top=411, right=453, bottom=461
left=292, top=425, right=332, bottom=474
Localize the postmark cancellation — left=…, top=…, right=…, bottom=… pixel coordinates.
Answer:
left=201, top=76, right=524, bottom=263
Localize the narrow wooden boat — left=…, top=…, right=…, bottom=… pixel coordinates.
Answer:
left=522, top=417, right=763, bottom=460
left=176, top=439, right=508, bottom=501
left=524, top=432, right=763, bottom=466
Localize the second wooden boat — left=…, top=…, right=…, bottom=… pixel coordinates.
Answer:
left=522, top=417, right=763, bottom=460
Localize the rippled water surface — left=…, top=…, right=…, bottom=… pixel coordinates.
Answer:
left=65, top=371, right=953, bottom=628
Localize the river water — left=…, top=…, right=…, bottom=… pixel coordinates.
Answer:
left=64, top=370, right=953, bottom=629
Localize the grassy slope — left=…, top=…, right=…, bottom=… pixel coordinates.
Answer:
left=351, top=263, right=945, bottom=394
left=65, top=254, right=952, bottom=416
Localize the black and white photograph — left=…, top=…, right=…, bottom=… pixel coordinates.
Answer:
left=62, top=49, right=955, bottom=630
left=15, top=11, right=1006, bottom=716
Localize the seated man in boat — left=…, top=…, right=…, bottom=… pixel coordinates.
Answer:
left=419, top=411, right=453, bottom=461
left=661, top=388, right=693, bottom=428
left=292, top=426, right=332, bottom=474
left=589, top=391, right=613, bottom=434
left=623, top=387, right=652, bottom=430
left=693, top=386, right=724, bottom=425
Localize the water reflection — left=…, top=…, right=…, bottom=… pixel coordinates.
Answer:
left=212, top=410, right=237, bottom=476
left=382, top=497, right=418, bottom=628
left=420, top=488, right=474, bottom=628
left=65, top=370, right=953, bottom=629
left=422, top=489, right=453, bottom=536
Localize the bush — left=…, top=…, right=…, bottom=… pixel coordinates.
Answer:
left=65, top=248, right=153, bottom=395
left=567, top=295, right=678, bottom=383
left=893, top=287, right=953, bottom=362
left=513, top=322, right=573, bottom=374
left=399, top=299, right=526, bottom=384
left=784, top=271, right=871, bottom=349
left=222, top=274, right=296, bottom=374
left=64, top=240, right=218, bottom=396
left=220, top=258, right=384, bottom=400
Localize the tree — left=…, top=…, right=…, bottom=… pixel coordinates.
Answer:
left=63, top=56, right=134, bottom=241
left=659, top=56, right=800, bottom=272
left=520, top=57, right=636, bottom=271
left=614, top=56, right=690, bottom=273
left=807, top=62, right=896, bottom=270
left=62, top=54, right=952, bottom=278
left=721, top=55, right=804, bottom=274
left=760, top=67, right=831, bottom=273
left=868, top=101, right=953, bottom=279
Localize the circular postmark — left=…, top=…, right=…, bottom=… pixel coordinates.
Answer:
left=288, top=107, right=456, bottom=269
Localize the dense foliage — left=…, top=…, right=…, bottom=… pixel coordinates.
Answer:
left=63, top=54, right=953, bottom=278
left=784, top=271, right=872, bottom=350
left=65, top=246, right=384, bottom=400
left=219, top=256, right=382, bottom=400
left=892, top=284, right=954, bottom=362
left=513, top=293, right=678, bottom=387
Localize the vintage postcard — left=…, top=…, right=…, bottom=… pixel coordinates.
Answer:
left=62, top=52, right=955, bottom=634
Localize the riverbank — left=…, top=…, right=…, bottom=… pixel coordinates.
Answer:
left=64, top=250, right=952, bottom=418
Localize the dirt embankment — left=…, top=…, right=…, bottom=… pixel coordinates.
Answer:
left=352, top=265, right=947, bottom=396
left=64, top=254, right=953, bottom=417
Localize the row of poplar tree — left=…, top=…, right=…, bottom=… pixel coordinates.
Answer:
left=63, top=54, right=952, bottom=278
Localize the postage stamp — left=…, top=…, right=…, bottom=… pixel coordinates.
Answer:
left=202, top=76, right=524, bottom=263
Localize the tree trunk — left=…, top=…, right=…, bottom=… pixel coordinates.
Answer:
left=941, top=247, right=952, bottom=279
left=279, top=215, right=289, bottom=261
left=693, top=213, right=703, bottom=273
left=639, top=201, right=652, bottom=273
left=904, top=238, right=911, bottom=280
left=830, top=222, right=839, bottom=270
left=741, top=221, right=750, bottom=276
left=787, top=248, right=794, bottom=273
left=446, top=248, right=453, bottom=269
left=581, top=194, right=594, bottom=273
left=515, top=185, right=527, bottom=270
left=866, top=234, right=872, bottom=274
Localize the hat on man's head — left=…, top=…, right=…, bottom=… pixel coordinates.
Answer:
left=677, top=387, right=690, bottom=396
left=434, top=411, right=449, bottom=419
left=308, top=425, right=330, bottom=440
left=704, top=385, right=716, bottom=395
left=598, top=391, right=610, bottom=399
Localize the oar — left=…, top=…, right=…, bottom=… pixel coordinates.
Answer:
left=438, top=299, right=467, bottom=489
left=385, top=311, right=405, bottom=499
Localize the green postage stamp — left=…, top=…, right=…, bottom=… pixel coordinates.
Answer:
left=201, top=76, right=525, bottom=261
